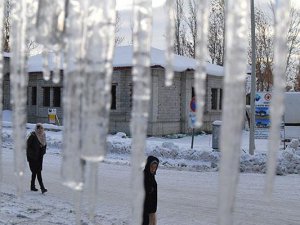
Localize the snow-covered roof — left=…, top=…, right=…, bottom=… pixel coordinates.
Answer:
left=12, top=45, right=225, bottom=76
left=113, top=46, right=224, bottom=76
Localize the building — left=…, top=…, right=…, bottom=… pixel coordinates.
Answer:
left=3, top=46, right=224, bottom=135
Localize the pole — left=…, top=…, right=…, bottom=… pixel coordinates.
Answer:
left=249, top=0, right=256, bottom=155
left=191, top=128, right=194, bottom=149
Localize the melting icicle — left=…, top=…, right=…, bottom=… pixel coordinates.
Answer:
left=52, top=51, right=61, bottom=84
left=79, top=0, right=116, bottom=220
left=265, top=0, right=290, bottom=199
left=217, top=1, right=249, bottom=225
left=10, top=0, right=29, bottom=196
left=42, top=50, right=50, bottom=81
left=0, top=1, right=4, bottom=183
left=36, top=0, right=65, bottom=82
left=164, top=0, right=175, bottom=87
left=62, top=0, right=84, bottom=193
left=194, top=0, right=209, bottom=127
left=131, top=0, right=152, bottom=224
left=62, top=1, right=85, bottom=224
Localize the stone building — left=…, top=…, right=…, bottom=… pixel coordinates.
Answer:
left=3, top=46, right=224, bottom=135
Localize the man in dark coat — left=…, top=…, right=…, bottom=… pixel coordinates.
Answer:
left=26, top=123, right=47, bottom=194
left=142, top=155, right=159, bottom=225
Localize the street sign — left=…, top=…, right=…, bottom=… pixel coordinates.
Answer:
left=188, top=112, right=196, bottom=128
left=190, top=97, right=196, bottom=112
left=48, top=108, right=57, bottom=124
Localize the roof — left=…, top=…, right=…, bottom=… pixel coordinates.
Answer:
left=6, top=46, right=225, bottom=76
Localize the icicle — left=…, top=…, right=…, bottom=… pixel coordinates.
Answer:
left=10, top=0, right=29, bottom=196
left=164, top=0, right=175, bottom=87
left=265, top=0, right=290, bottom=199
left=36, top=0, right=65, bottom=82
left=62, top=0, right=84, bottom=191
left=194, top=0, right=209, bottom=127
left=79, top=0, right=116, bottom=220
left=52, top=51, right=61, bottom=84
left=42, top=50, right=50, bottom=81
left=61, top=2, right=85, bottom=224
left=131, top=0, right=152, bottom=224
left=217, top=1, right=249, bottom=225
left=0, top=1, right=4, bottom=183
left=80, top=0, right=116, bottom=162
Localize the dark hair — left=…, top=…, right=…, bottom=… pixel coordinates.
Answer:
left=36, top=125, right=41, bottom=128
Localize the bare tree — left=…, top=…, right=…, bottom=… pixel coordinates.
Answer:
left=174, top=0, right=188, bottom=56
left=293, top=57, right=300, bottom=91
left=247, top=7, right=274, bottom=92
left=3, top=0, right=10, bottom=52
left=264, top=2, right=300, bottom=90
left=184, top=0, right=198, bottom=58
left=208, top=0, right=225, bottom=66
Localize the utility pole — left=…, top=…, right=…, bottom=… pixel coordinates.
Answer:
left=249, top=0, right=256, bottom=155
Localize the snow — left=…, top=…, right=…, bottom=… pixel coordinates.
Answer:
left=1, top=110, right=300, bottom=224
left=24, top=45, right=224, bottom=75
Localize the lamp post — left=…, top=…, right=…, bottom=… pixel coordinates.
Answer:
left=249, top=0, right=256, bottom=155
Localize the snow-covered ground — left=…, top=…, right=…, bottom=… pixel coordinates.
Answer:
left=1, top=110, right=300, bottom=224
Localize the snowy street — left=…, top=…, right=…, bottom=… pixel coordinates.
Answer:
left=1, top=145, right=300, bottom=225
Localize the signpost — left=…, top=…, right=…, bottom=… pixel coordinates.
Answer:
left=48, top=108, right=60, bottom=125
left=255, top=92, right=271, bottom=139
left=189, top=97, right=196, bottom=149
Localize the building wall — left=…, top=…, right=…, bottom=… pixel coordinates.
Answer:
left=27, top=72, right=63, bottom=124
left=3, top=62, right=224, bottom=135
left=109, top=69, right=133, bottom=134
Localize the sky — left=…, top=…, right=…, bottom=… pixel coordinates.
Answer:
left=116, top=0, right=300, bottom=50
left=1, top=110, right=300, bottom=224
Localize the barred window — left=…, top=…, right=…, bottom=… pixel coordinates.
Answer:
left=53, top=87, right=61, bottom=107
left=43, top=87, right=50, bottom=107
left=32, top=86, right=37, bottom=106
left=111, top=84, right=117, bottom=110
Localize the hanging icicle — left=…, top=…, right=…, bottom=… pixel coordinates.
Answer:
left=61, top=0, right=84, bottom=195
left=131, top=0, right=152, bottom=224
left=52, top=51, right=62, bottom=84
left=0, top=1, right=4, bottom=183
left=194, top=0, right=209, bottom=127
left=265, top=0, right=290, bottom=199
left=36, top=0, right=66, bottom=82
left=10, top=0, right=29, bottom=196
left=42, top=50, right=50, bottom=81
left=164, top=0, right=175, bottom=87
left=217, top=1, right=249, bottom=225
left=61, top=2, right=85, bottom=224
left=79, top=0, right=116, bottom=221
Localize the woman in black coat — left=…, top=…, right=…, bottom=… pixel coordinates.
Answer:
left=142, top=155, right=159, bottom=225
left=26, top=123, right=47, bottom=194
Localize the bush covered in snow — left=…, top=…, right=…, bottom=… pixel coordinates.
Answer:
left=107, top=137, right=300, bottom=175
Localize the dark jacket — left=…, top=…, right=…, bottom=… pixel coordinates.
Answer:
left=26, top=132, right=46, bottom=163
left=143, top=156, right=159, bottom=216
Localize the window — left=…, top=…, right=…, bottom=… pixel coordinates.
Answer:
left=219, top=89, right=223, bottom=110
left=129, top=83, right=133, bottom=108
left=53, top=87, right=61, bottom=107
left=192, top=87, right=195, bottom=98
left=43, top=87, right=50, bottom=107
left=32, top=87, right=37, bottom=105
left=211, top=88, right=218, bottom=110
left=211, top=88, right=223, bottom=111
left=111, top=84, right=116, bottom=110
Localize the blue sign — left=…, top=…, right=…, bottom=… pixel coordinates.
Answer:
left=190, top=97, right=196, bottom=112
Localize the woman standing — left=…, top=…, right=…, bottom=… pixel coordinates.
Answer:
left=142, top=155, right=159, bottom=225
left=26, top=123, right=47, bottom=194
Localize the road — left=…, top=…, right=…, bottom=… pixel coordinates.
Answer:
left=1, top=150, right=300, bottom=225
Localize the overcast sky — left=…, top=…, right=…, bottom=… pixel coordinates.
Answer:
left=116, top=0, right=300, bottom=50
